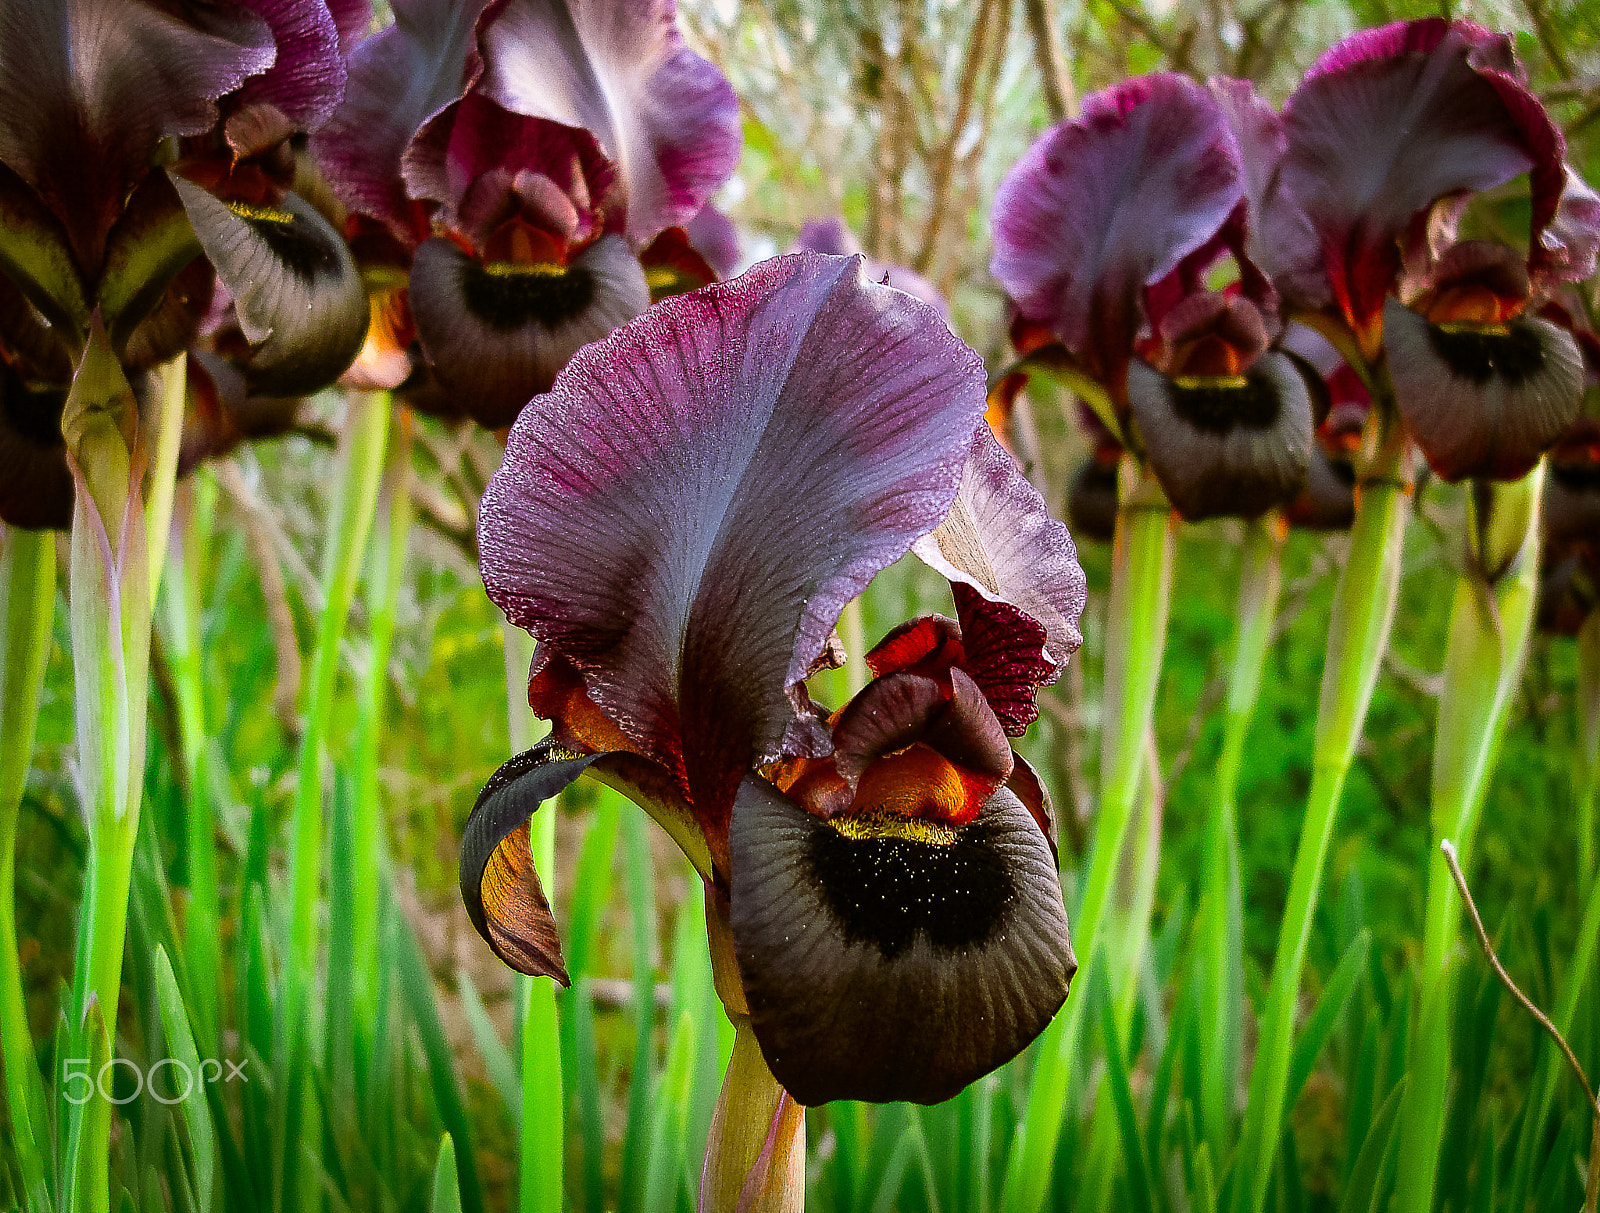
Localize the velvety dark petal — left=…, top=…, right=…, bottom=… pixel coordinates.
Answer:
left=729, top=775, right=1074, bottom=1106
left=1283, top=19, right=1561, bottom=335
left=1284, top=445, right=1356, bottom=532
left=911, top=423, right=1087, bottom=706
left=314, top=0, right=490, bottom=230
left=236, top=0, right=347, bottom=133
left=1537, top=545, right=1598, bottom=636
left=0, top=273, right=72, bottom=383
left=118, top=259, right=216, bottom=373
left=1067, top=457, right=1119, bottom=544
left=410, top=231, right=647, bottom=428
left=0, top=162, right=89, bottom=339
left=462, top=740, right=711, bottom=979
left=478, top=0, right=740, bottom=244
left=171, top=175, right=368, bottom=396
left=98, top=171, right=202, bottom=356
left=1127, top=351, right=1314, bottom=522
left=990, top=74, right=1243, bottom=390
left=1005, top=752, right=1056, bottom=854
left=1384, top=296, right=1583, bottom=483
left=0, top=0, right=275, bottom=265
left=0, top=360, right=71, bottom=531
left=479, top=252, right=985, bottom=850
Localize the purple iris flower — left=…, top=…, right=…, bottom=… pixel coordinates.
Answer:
left=1226, top=19, right=1600, bottom=484
left=991, top=74, right=1316, bottom=523
left=462, top=252, right=1086, bottom=1106
left=794, top=218, right=949, bottom=318
left=316, top=0, right=740, bottom=428
left=0, top=0, right=370, bottom=528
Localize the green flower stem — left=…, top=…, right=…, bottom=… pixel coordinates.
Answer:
left=504, top=620, right=564, bottom=1213
left=1199, top=514, right=1284, bottom=1154
left=1000, top=471, right=1175, bottom=1213
left=1578, top=614, right=1600, bottom=892
left=286, top=391, right=390, bottom=979
left=1394, top=467, right=1544, bottom=1213
left=164, top=480, right=221, bottom=1053
left=0, top=525, right=57, bottom=1213
left=1231, top=469, right=1409, bottom=1213
left=351, top=412, right=412, bottom=1028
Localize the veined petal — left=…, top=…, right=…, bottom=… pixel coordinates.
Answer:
left=1384, top=296, right=1583, bottom=482
left=1282, top=19, right=1562, bottom=336
left=795, top=218, right=948, bottom=316
left=729, top=775, right=1074, bottom=1106
left=990, top=74, right=1243, bottom=393
left=236, top=0, right=346, bottom=132
left=0, top=162, right=88, bottom=340
left=911, top=423, right=1087, bottom=728
left=171, top=174, right=368, bottom=396
left=409, top=231, right=647, bottom=428
left=0, top=0, right=275, bottom=265
left=314, top=0, right=491, bottom=231
left=478, top=0, right=740, bottom=245
left=479, top=252, right=985, bottom=854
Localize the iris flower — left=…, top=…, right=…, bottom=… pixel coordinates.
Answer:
left=991, top=74, right=1316, bottom=523
left=461, top=251, right=1085, bottom=1106
left=0, top=0, right=370, bottom=528
left=1230, top=18, right=1600, bottom=484
left=316, top=0, right=740, bottom=428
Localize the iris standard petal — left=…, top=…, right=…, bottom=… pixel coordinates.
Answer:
left=314, top=0, right=490, bottom=231
left=478, top=252, right=985, bottom=847
left=171, top=174, right=369, bottom=396
left=235, top=0, right=347, bottom=133
left=1384, top=296, right=1583, bottom=483
left=0, top=0, right=275, bottom=265
left=1282, top=19, right=1561, bottom=336
left=461, top=740, right=710, bottom=979
left=911, top=423, right=1087, bottom=725
left=1126, top=351, right=1314, bottom=522
left=477, top=0, right=739, bottom=245
left=409, top=231, right=647, bottom=428
left=990, top=74, right=1243, bottom=391
left=728, top=775, right=1074, bottom=1106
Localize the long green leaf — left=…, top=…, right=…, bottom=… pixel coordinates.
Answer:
left=153, top=946, right=216, bottom=1213
left=430, top=1136, right=463, bottom=1213
left=1285, top=929, right=1369, bottom=1114
left=1338, top=1079, right=1405, bottom=1213
left=1095, top=960, right=1155, bottom=1213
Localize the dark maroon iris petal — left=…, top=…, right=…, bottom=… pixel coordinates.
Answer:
left=235, top=0, right=348, bottom=134
left=0, top=359, right=71, bottom=531
left=478, top=252, right=985, bottom=861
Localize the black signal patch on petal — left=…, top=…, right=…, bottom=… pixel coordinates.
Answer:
left=1384, top=297, right=1583, bottom=483
left=730, top=776, right=1074, bottom=1107
left=1127, top=351, right=1313, bottom=522
left=0, top=360, right=71, bottom=530
left=461, top=741, right=609, bottom=985
left=410, top=232, right=648, bottom=428
left=169, top=174, right=369, bottom=397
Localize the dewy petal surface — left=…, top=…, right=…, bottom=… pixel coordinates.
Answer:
left=479, top=251, right=985, bottom=844
left=1282, top=19, right=1561, bottom=332
left=729, top=775, right=1074, bottom=1106
left=0, top=0, right=275, bottom=264
left=477, top=0, right=739, bottom=245
left=912, top=423, right=1087, bottom=728
left=990, top=74, right=1243, bottom=390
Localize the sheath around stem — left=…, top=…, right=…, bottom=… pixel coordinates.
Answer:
left=1000, top=463, right=1174, bottom=1213
left=1393, top=465, right=1545, bottom=1213
left=1232, top=431, right=1410, bottom=1213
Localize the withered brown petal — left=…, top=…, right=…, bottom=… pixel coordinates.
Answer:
left=729, top=775, right=1074, bottom=1106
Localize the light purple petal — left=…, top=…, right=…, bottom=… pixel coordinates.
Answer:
left=478, top=0, right=740, bottom=245
left=314, top=0, right=490, bottom=231
left=911, top=423, right=1087, bottom=716
left=479, top=251, right=985, bottom=826
left=1540, top=166, right=1600, bottom=287
left=991, top=74, right=1243, bottom=394
left=795, top=217, right=949, bottom=317
left=0, top=0, right=275, bottom=263
left=236, top=0, right=346, bottom=132
left=686, top=203, right=741, bottom=278
left=1282, top=18, right=1563, bottom=333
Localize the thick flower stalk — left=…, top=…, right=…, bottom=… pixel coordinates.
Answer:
left=461, top=251, right=1086, bottom=1210
left=1214, top=21, right=1600, bottom=1211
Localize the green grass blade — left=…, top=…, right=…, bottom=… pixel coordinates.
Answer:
left=1284, top=929, right=1368, bottom=1115
left=1094, top=959, right=1155, bottom=1213
left=430, top=1136, right=463, bottom=1213
left=153, top=946, right=216, bottom=1213
left=642, top=1010, right=697, bottom=1213
left=1337, top=1078, right=1405, bottom=1213
left=619, top=811, right=658, bottom=1212
left=0, top=525, right=56, bottom=1213
left=457, top=969, right=519, bottom=1127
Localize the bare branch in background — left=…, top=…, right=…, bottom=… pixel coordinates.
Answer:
left=1024, top=0, right=1074, bottom=123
